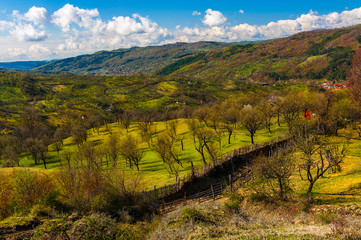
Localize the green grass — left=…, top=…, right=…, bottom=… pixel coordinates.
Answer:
left=289, top=129, right=361, bottom=206
left=19, top=119, right=287, bottom=190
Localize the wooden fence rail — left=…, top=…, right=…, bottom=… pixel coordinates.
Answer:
left=140, top=136, right=289, bottom=203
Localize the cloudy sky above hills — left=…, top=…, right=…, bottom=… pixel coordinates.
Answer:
left=0, top=1, right=360, bottom=61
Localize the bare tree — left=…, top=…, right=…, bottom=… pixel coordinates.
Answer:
left=1, top=145, right=19, bottom=167
left=105, top=134, right=121, bottom=168
left=120, top=111, right=133, bottom=133
left=153, top=130, right=181, bottom=173
left=52, top=141, right=63, bottom=157
left=137, top=117, right=156, bottom=147
left=221, top=104, right=239, bottom=144
left=61, top=150, right=73, bottom=169
left=279, top=91, right=305, bottom=131
left=72, top=124, right=88, bottom=147
left=240, top=105, right=263, bottom=144
left=250, top=148, right=295, bottom=200
left=258, top=99, right=276, bottom=133
left=119, top=134, right=143, bottom=171
left=293, top=123, right=348, bottom=197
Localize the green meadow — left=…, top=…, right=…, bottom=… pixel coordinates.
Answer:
left=287, top=128, right=361, bottom=205
left=19, top=119, right=287, bottom=190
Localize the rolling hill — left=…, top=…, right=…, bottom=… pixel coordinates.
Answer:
left=35, top=41, right=235, bottom=75
left=35, top=24, right=361, bottom=82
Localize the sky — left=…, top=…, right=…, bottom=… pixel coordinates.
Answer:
left=0, top=1, right=360, bottom=62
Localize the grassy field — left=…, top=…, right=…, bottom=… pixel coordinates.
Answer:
left=18, top=119, right=287, bottom=190
left=13, top=118, right=361, bottom=200
left=288, top=128, right=361, bottom=206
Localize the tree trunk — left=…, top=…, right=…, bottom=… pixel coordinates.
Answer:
left=42, top=157, right=47, bottom=169
left=307, top=181, right=315, bottom=196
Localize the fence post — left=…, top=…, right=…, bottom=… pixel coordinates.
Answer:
left=191, top=161, right=195, bottom=179
left=229, top=174, right=233, bottom=192
left=211, top=184, right=215, bottom=200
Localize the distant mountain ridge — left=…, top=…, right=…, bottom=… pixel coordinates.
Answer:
left=0, top=61, right=49, bottom=70
left=31, top=24, right=361, bottom=81
left=35, top=41, right=236, bottom=75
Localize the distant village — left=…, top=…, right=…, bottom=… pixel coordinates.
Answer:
left=321, top=80, right=347, bottom=90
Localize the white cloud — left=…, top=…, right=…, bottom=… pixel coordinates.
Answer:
left=239, top=10, right=244, bottom=14
left=192, top=11, right=201, bottom=16
left=51, top=4, right=99, bottom=32
left=0, top=21, right=15, bottom=31
left=1, top=5, right=361, bottom=61
left=24, top=6, right=48, bottom=25
left=51, top=13, right=170, bottom=57
left=10, top=24, right=47, bottom=41
left=28, top=44, right=51, bottom=58
left=202, top=9, right=227, bottom=26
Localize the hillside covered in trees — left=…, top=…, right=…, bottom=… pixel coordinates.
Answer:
left=31, top=24, right=361, bottom=84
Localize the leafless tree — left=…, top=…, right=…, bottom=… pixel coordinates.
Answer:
left=293, top=122, right=348, bottom=197
left=250, top=147, right=296, bottom=200
left=240, top=105, right=263, bottom=144
left=119, top=134, right=143, bottom=171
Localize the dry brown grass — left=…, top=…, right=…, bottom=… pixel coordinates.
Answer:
left=148, top=197, right=361, bottom=239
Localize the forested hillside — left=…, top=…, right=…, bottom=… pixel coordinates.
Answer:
left=35, top=41, right=234, bottom=75
left=34, top=25, right=361, bottom=84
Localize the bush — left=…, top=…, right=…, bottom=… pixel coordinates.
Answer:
left=70, top=213, right=119, bottom=240
left=30, top=204, right=54, bottom=218
left=224, top=194, right=244, bottom=213
left=180, top=207, right=207, bottom=223
left=11, top=169, right=54, bottom=214
left=0, top=171, right=12, bottom=219
left=318, top=212, right=337, bottom=224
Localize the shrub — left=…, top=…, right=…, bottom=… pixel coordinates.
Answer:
left=70, top=213, right=119, bottom=240
left=318, top=212, right=337, bottom=224
left=0, top=171, right=12, bottom=219
left=224, top=194, right=244, bottom=213
left=180, top=207, right=207, bottom=223
left=11, top=169, right=54, bottom=214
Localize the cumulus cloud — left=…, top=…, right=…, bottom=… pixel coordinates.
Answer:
left=0, top=21, right=15, bottom=31
left=229, top=8, right=361, bottom=39
left=51, top=4, right=99, bottom=32
left=202, top=9, right=227, bottom=26
left=10, top=24, right=47, bottom=41
left=51, top=12, right=170, bottom=57
left=24, top=6, right=48, bottom=25
left=2, top=5, right=361, bottom=61
left=28, top=44, right=51, bottom=58
left=0, top=7, right=48, bottom=42
left=192, top=11, right=201, bottom=16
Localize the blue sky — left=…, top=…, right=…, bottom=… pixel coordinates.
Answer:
left=0, top=1, right=360, bottom=61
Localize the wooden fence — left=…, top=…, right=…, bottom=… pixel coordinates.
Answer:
left=140, top=136, right=289, bottom=203
left=160, top=181, right=227, bottom=214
